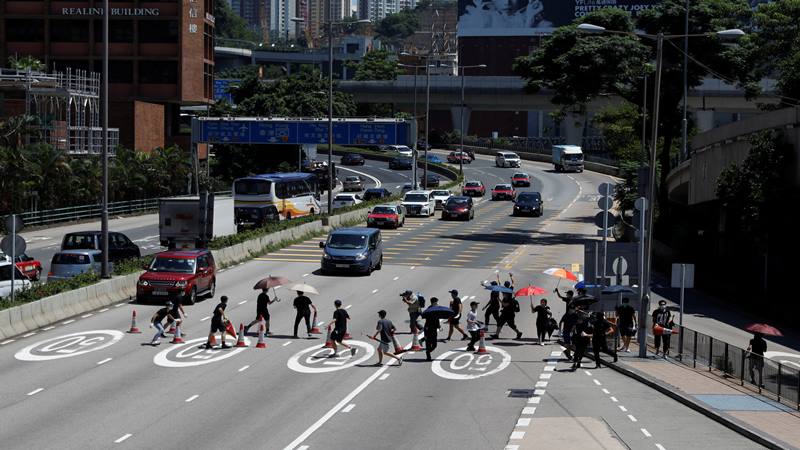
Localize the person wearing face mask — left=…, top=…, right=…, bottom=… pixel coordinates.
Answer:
left=652, top=300, right=673, bottom=357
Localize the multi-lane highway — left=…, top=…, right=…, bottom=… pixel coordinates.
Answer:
left=0, top=154, right=761, bottom=449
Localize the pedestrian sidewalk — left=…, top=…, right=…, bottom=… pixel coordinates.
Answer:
left=610, top=345, right=800, bottom=450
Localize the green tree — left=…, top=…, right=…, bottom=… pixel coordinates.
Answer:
left=749, top=0, right=800, bottom=104
left=8, top=55, right=45, bottom=72
left=214, top=0, right=259, bottom=42
left=350, top=50, right=401, bottom=81
left=375, top=9, right=419, bottom=48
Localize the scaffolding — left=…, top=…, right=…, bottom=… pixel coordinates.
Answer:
left=0, top=67, right=119, bottom=154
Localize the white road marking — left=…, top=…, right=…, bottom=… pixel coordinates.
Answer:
left=239, top=365, right=250, bottom=372
left=628, top=414, right=637, bottom=422
left=641, top=428, right=652, bottom=437
left=371, top=289, right=379, bottom=294
left=133, top=235, right=159, bottom=243
left=546, top=360, right=558, bottom=365
left=339, top=166, right=382, bottom=188
left=185, top=395, right=199, bottom=403
left=16, top=330, right=125, bottom=361
left=601, top=388, right=610, bottom=394
left=410, top=266, right=415, bottom=270
left=82, top=314, right=93, bottom=318
left=505, top=446, right=520, bottom=450
left=432, top=346, right=512, bottom=380
left=1, top=339, right=15, bottom=345
left=392, top=277, right=399, bottom=281
left=521, top=407, right=536, bottom=415
left=342, top=404, right=356, bottom=413
left=283, top=358, right=396, bottom=450
left=114, top=434, right=132, bottom=443
left=99, top=308, right=109, bottom=313
left=619, top=406, right=628, bottom=412
left=655, top=444, right=666, bottom=450
left=22, top=332, right=36, bottom=338
left=543, top=365, right=555, bottom=372
left=539, top=373, right=551, bottom=379
left=97, top=358, right=113, bottom=365
left=550, top=351, right=562, bottom=357
left=302, top=273, right=309, bottom=277
left=516, top=418, right=531, bottom=427
left=115, top=303, right=125, bottom=307
left=584, top=370, right=592, bottom=376
left=527, top=397, right=540, bottom=404
left=298, top=446, right=310, bottom=450
left=534, top=389, right=546, bottom=395
left=534, top=381, right=548, bottom=388
left=317, top=322, right=325, bottom=326
left=345, top=305, right=352, bottom=310
left=593, top=379, right=602, bottom=385
left=379, top=373, right=390, bottom=381
left=610, top=396, right=618, bottom=402
left=510, top=431, right=525, bottom=440
left=201, top=316, right=211, bottom=322
left=27, top=388, right=44, bottom=396
left=238, top=301, right=247, bottom=305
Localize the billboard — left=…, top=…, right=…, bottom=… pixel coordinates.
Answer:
left=457, top=0, right=661, bottom=37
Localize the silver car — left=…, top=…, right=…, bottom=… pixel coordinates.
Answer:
left=343, top=175, right=365, bottom=192
left=48, top=250, right=110, bottom=282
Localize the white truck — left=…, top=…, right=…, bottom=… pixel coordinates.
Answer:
left=158, top=194, right=214, bottom=250
left=552, top=145, right=584, bottom=172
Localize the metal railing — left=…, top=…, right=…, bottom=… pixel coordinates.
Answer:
left=647, top=323, right=800, bottom=410
left=11, top=191, right=231, bottom=228
left=449, top=136, right=618, bottom=166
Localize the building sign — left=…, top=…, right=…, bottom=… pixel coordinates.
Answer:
left=457, top=0, right=659, bottom=37
left=61, top=8, right=160, bottom=16
left=187, top=0, right=199, bottom=33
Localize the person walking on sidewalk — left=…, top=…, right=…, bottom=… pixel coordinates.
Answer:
left=149, top=301, right=175, bottom=346
left=203, top=296, right=230, bottom=349
left=446, top=290, right=469, bottom=342
left=572, top=314, right=593, bottom=370
left=747, top=332, right=767, bottom=387
left=591, top=312, right=618, bottom=368
left=245, top=289, right=275, bottom=335
left=401, top=290, right=423, bottom=333
left=466, top=301, right=481, bottom=352
left=327, top=300, right=356, bottom=358
left=422, top=297, right=441, bottom=361
left=373, top=310, right=402, bottom=366
left=492, top=291, right=523, bottom=340
left=559, top=307, right=578, bottom=360
left=615, top=297, right=637, bottom=352
left=531, top=298, right=552, bottom=345
left=482, top=282, right=502, bottom=331
left=652, top=300, right=673, bottom=357
left=292, top=291, right=316, bottom=338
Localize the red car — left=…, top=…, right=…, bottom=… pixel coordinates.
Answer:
left=367, top=205, right=405, bottom=229
left=491, top=184, right=516, bottom=201
left=447, top=151, right=472, bottom=164
left=1, top=252, right=43, bottom=281
left=461, top=181, right=486, bottom=197
left=511, top=172, right=531, bottom=187
left=136, top=250, right=216, bottom=305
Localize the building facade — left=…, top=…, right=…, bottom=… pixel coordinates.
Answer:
left=0, top=0, right=215, bottom=153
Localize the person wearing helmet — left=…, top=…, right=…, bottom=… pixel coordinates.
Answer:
left=149, top=301, right=175, bottom=346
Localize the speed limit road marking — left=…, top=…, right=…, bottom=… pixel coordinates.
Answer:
left=431, top=346, right=511, bottom=380
left=15, top=330, right=125, bottom=362
left=287, top=341, right=375, bottom=374
left=153, top=337, right=251, bottom=368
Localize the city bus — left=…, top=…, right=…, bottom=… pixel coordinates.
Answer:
left=233, top=172, right=320, bottom=232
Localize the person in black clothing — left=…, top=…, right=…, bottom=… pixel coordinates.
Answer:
left=482, top=282, right=502, bottom=331
left=445, top=290, right=469, bottom=341
left=149, top=301, right=175, bottom=346
left=559, top=307, right=579, bottom=360
left=572, top=314, right=592, bottom=370
left=531, top=298, right=551, bottom=346
left=615, top=297, right=637, bottom=352
left=292, top=291, right=316, bottom=338
left=327, top=300, right=356, bottom=357
left=747, top=332, right=767, bottom=387
left=165, top=299, right=186, bottom=335
left=422, top=297, right=441, bottom=361
left=652, top=300, right=673, bottom=356
left=492, top=292, right=523, bottom=340
left=203, top=296, right=230, bottom=349
left=554, top=288, right=575, bottom=309
left=591, top=311, right=618, bottom=368
left=245, top=289, right=275, bottom=335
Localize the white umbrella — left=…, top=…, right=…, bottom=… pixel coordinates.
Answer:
left=288, top=283, right=319, bottom=295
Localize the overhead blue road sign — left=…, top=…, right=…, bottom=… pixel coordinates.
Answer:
left=213, top=79, right=241, bottom=104
left=192, top=118, right=411, bottom=146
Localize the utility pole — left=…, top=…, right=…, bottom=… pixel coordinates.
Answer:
left=101, top=0, right=109, bottom=278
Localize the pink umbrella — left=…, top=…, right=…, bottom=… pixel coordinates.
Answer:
left=745, top=323, right=783, bottom=337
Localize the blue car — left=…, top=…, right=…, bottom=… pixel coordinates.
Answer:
left=424, top=154, right=443, bottom=164
left=319, top=228, right=383, bottom=275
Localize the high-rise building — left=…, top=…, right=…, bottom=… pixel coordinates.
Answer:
left=230, top=0, right=262, bottom=32
left=359, top=0, right=399, bottom=22
left=397, top=0, right=416, bottom=10
left=307, top=0, right=326, bottom=45
left=270, top=0, right=299, bottom=40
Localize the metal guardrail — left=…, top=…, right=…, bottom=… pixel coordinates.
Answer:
left=451, top=136, right=618, bottom=167
left=647, top=322, right=800, bottom=410
left=11, top=191, right=231, bottom=228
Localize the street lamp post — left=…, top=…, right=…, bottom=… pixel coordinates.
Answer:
left=399, top=61, right=425, bottom=189
left=424, top=59, right=431, bottom=189
left=458, top=64, right=486, bottom=176
left=682, top=0, right=689, bottom=161
left=577, top=23, right=744, bottom=358
left=101, top=0, right=109, bottom=278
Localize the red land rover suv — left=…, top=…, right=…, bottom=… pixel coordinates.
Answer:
left=136, top=250, right=216, bottom=305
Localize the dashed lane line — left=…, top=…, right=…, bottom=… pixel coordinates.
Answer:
left=238, top=365, right=250, bottom=372
left=655, top=444, right=666, bottom=450
left=22, top=332, right=36, bottom=338
left=283, top=342, right=292, bottom=347
left=114, top=434, right=132, bottom=444
left=97, top=358, right=113, bottom=365
left=27, top=388, right=44, bottom=396
left=610, top=396, right=618, bottom=402
left=619, top=406, right=628, bottom=412
left=379, top=373, right=390, bottom=381
left=1, top=339, right=15, bottom=345
left=627, top=414, right=637, bottom=422
left=641, top=428, right=652, bottom=438
left=186, top=395, right=199, bottom=403
left=341, top=404, right=356, bottom=413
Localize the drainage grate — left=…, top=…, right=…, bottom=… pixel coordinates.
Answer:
left=508, top=389, right=536, bottom=398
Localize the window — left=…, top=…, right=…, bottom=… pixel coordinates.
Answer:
left=63, top=234, right=97, bottom=250
left=52, top=253, right=91, bottom=265
left=93, top=60, right=133, bottom=83
left=50, top=20, right=90, bottom=42
left=93, top=20, right=134, bottom=43
left=5, top=19, right=44, bottom=42
left=138, top=20, right=179, bottom=43
left=275, top=182, right=288, bottom=198
left=197, top=256, right=208, bottom=268
left=138, top=61, right=178, bottom=84
left=234, top=179, right=271, bottom=195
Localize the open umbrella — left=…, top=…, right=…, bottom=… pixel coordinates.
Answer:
left=288, top=283, right=319, bottom=295
left=515, top=285, right=546, bottom=297
left=484, top=284, right=513, bottom=294
left=571, top=295, right=598, bottom=308
left=421, top=305, right=455, bottom=320
left=745, top=323, right=783, bottom=337
left=253, top=276, right=290, bottom=291
left=601, top=285, right=636, bottom=295
left=543, top=268, right=578, bottom=281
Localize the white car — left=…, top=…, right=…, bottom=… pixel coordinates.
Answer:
left=0, top=260, right=31, bottom=299
left=332, top=193, right=363, bottom=209
left=389, top=145, right=413, bottom=158
left=495, top=151, right=522, bottom=168
left=430, top=189, right=452, bottom=210
left=401, top=190, right=435, bottom=217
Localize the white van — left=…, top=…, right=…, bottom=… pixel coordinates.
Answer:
left=495, top=152, right=521, bottom=168
left=552, top=145, right=584, bottom=172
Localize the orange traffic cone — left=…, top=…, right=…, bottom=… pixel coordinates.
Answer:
left=167, top=324, right=176, bottom=334
left=310, top=310, right=321, bottom=334
left=171, top=323, right=185, bottom=344
left=475, top=330, right=489, bottom=354
left=236, top=323, right=247, bottom=347
left=127, top=310, right=141, bottom=333
left=392, top=332, right=405, bottom=354
left=344, top=331, right=352, bottom=340
left=255, top=318, right=267, bottom=348
left=225, top=321, right=237, bottom=339
left=410, top=332, right=423, bottom=351
left=653, top=324, right=679, bottom=336
left=206, top=334, right=217, bottom=348
left=323, top=325, right=334, bottom=349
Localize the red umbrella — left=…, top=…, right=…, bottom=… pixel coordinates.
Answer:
left=745, top=323, right=783, bottom=337
left=515, top=285, right=547, bottom=297
left=543, top=268, right=578, bottom=281
left=253, top=276, right=291, bottom=291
